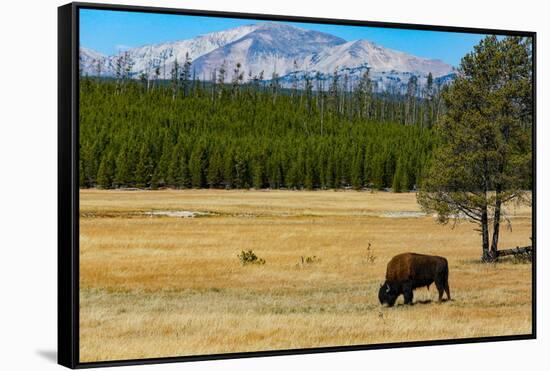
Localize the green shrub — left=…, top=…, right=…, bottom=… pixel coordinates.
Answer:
left=366, top=242, right=376, bottom=264
left=237, top=250, right=266, bottom=265
left=300, top=255, right=320, bottom=265
left=510, top=253, right=532, bottom=264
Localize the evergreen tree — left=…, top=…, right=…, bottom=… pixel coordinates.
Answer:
left=270, top=70, right=280, bottom=105
left=370, top=152, right=385, bottom=190
left=180, top=52, right=192, bottom=97
left=207, top=149, right=224, bottom=188
left=406, top=75, right=418, bottom=125
left=304, top=149, right=315, bottom=190
left=424, top=72, right=434, bottom=128
left=329, top=68, right=340, bottom=114
left=304, top=73, right=313, bottom=113
left=80, top=144, right=98, bottom=188
left=79, top=160, right=85, bottom=188
left=95, top=58, right=102, bottom=78
left=392, top=158, right=408, bottom=193
left=291, top=60, right=299, bottom=101
left=268, top=153, right=283, bottom=189
left=252, top=157, right=266, bottom=189
left=231, top=62, right=243, bottom=97
left=233, top=149, right=250, bottom=188
left=179, top=159, right=191, bottom=189
left=167, top=144, right=181, bottom=187
left=114, top=54, right=124, bottom=94
left=355, top=67, right=372, bottom=119
left=123, top=51, right=134, bottom=81
left=189, top=146, right=206, bottom=188
left=217, top=60, right=227, bottom=98
left=351, top=148, right=364, bottom=190
left=223, top=149, right=235, bottom=189
left=114, top=149, right=131, bottom=188
left=418, top=36, right=532, bottom=262
left=171, top=58, right=179, bottom=99
left=134, top=143, right=152, bottom=188
left=96, top=151, right=114, bottom=189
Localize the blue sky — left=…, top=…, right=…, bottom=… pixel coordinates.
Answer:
left=80, top=8, right=490, bottom=67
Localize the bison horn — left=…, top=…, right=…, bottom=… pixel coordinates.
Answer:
left=385, top=285, right=390, bottom=293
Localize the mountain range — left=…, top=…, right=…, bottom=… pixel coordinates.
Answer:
left=80, top=22, right=457, bottom=92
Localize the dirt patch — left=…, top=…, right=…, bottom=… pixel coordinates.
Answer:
left=381, top=211, right=426, bottom=218
left=145, top=210, right=213, bottom=218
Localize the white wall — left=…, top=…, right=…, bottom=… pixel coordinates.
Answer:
left=0, top=0, right=546, bottom=370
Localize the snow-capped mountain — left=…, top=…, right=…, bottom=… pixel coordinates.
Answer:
left=79, top=47, right=108, bottom=74
left=191, top=23, right=345, bottom=80
left=114, top=24, right=261, bottom=79
left=80, top=22, right=456, bottom=92
left=306, top=39, right=451, bottom=76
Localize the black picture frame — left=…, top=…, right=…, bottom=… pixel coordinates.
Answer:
left=58, top=2, right=537, bottom=368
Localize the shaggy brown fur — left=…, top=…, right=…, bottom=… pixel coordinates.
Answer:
left=379, top=252, right=451, bottom=306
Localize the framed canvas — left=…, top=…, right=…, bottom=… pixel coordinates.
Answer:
left=58, top=2, right=536, bottom=368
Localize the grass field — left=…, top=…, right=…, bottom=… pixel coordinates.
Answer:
left=79, top=189, right=533, bottom=362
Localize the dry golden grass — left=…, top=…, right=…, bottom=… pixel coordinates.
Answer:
left=79, top=189, right=532, bottom=362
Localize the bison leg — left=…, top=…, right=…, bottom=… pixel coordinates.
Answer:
left=403, top=282, right=414, bottom=305
left=444, top=282, right=451, bottom=300
left=435, top=280, right=445, bottom=302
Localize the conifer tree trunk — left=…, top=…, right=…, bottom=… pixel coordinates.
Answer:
left=481, top=206, right=491, bottom=262
left=490, top=186, right=503, bottom=260
left=481, top=160, right=494, bottom=262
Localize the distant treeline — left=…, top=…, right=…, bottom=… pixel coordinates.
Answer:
left=79, top=67, right=442, bottom=191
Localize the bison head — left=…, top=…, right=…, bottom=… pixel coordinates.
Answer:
left=378, top=282, right=398, bottom=307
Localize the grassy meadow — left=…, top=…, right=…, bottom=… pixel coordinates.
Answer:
left=79, top=189, right=532, bottom=362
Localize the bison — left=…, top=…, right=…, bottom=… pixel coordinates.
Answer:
left=378, top=252, right=450, bottom=306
